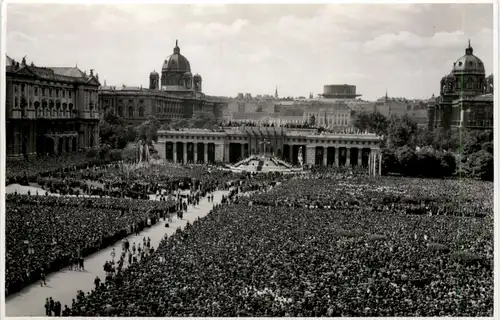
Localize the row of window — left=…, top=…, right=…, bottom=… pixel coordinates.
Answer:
left=14, top=83, right=74, bottom=99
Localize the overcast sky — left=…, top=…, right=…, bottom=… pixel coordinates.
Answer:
left=6, top=3, right=494, bottom=100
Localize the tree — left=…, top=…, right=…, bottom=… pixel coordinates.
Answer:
left=136, top=116, right=160, bottom=143
left=352, top=111, right=388, bottom=136
left=387, top=114, right=418, bottom=149
left=99, top=114, right=136, bottom=149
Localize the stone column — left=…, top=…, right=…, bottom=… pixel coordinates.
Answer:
left=204, top=143, right=208, bottom=164
left=53, top=137, right=58, bottom=155
left=358, top=147, right=362, bottom=167
left=323, top=147, right=327, bottom=166
left=346, top=147, right=351, bottom=166
left=334, top=147, right=339, bottom=167
left=183, top=142, right=187, bottom=164
left=240, top=143, right=245, bottom=160
left=173, top=142, right=177, bottom=163
left=306, top=146, right=315, bottom=166
left=194, top=143, right=198, bottom=164
left=378, top=152, right=382, bottom=176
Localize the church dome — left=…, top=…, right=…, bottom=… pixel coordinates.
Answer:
left=452, top=41, right=485, bottom=75
left=150, top=70, right=159, bottom=76
left=162, top=40, right=191, bottom=73
left=194, top=73, right=202, bottom=80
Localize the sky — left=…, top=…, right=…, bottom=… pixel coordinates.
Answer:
left=5, top=2, right=495, bottom=101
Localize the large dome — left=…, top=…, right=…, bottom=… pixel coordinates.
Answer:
left=162, top=40, right=191, bottom=73
left=452, top=41, right=485, bottom=75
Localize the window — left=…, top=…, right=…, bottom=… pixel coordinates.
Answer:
left=128, top=106, right=134, bottom=117
left=139, top=106, right=144, bottom=117
left=63, top=90, right=66, bottom=98
left=49, top=88, right=52, bottom=97
left=69, top=91, right=72, bottom=98
left=34, top=87, right=38, bottom=96
left=21, top=84, right=25, bottom=93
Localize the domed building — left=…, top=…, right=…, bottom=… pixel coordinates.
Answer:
left=99, top=40, right=225, bottom=126
left=428, top=41, right=493, bottom=130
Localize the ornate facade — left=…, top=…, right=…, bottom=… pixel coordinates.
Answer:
left=99, top=40, right=225, bottom=125
left=156, top=127, right=382, bottom=172
left=5, top=56, right=100, bottom=159
left=428, top=41, right=494, bottom=130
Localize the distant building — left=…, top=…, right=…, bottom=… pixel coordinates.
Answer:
left=321, top=84, right=361, bottom=99
left=5, top=55, right=100, bottom=158
left=428, top=41, right=493, bottom=131
left=99, top=40, right=227, bottom=125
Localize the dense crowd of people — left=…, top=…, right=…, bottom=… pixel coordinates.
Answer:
left=63, top=176, right=492, bottom=317
left=5, top=154, right=493, bottom=316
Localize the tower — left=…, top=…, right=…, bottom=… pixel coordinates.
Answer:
left=275, top=86, right=278, bottom=99
left=149, top=70, right=159, bottom=90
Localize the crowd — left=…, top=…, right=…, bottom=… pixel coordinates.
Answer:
left=5, top=194, right=177, bottom=296
left=6, top=152, right=110, bottom=185
left=65, top=176, right=492, bottom=317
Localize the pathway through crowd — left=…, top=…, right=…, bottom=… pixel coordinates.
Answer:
left=5, top=190, right=229, bottom=317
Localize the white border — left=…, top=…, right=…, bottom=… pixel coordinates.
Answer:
left=0, top=1, right=498, bottom=320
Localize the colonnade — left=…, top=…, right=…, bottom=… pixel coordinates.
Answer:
left=165, top=141, right=217, bottom=164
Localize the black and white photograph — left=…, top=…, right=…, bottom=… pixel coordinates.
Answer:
left=1, top=1, right=496, bottom=317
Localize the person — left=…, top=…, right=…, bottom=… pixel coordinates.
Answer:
left=94, top=276, right=100, bottom=290
left=45, top=298, right=51, bottom=316
left=110, top=248, right=116, bottom=262
left=40, top=269, right=47, bottom=287
left=132, top=242, right=136, bottom=254
left=49, top=297, right=55, bottom=315
left=79, top=257, right=85, bottom=271
left=54, top=301, right=61, bottom=316
left=62, top=305, right=71, bottom=316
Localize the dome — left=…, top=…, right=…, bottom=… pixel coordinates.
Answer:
left=183, top=71, right=192, bottom=77
left=194, top=73, right=202, bottom=80
left=452, top=41, right=485, bottom=75
left=162, top=40, right=191, bottom=73
left=150, top=70, right=158, bottom=76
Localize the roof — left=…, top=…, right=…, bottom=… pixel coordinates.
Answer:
left=6, top=55, right=13, bottom=66
left=50, top=67, right=86, bottom=78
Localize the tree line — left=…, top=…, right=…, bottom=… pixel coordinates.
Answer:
left=351, top=111, right=493, bottom=181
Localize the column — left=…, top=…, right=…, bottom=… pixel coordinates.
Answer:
left=53, top=137, right=58, bottom=155
left=378, top=152, right=382, bottom=176
left=183, top=142, right=187, bottom=164
left=357, top=147, right=362, bottom=167
left=334, top=147, right=339, bottom=167
left=204, top=143, right=208, bottom=164
left=323, top=147, right=327, bottom=166
left=346, top=147, right=351, bottom=166
left=173, top=142, right=177, bottom=163
left=288, top=145, right=293, bottom=163
left=240, top=143, right=245, bottom=160
left=194, top=143, right=198, bottom=164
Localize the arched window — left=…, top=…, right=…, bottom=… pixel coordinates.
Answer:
left=62, top=103, right=67, bottom=117
left=56, top=102, right=61, bottom=117
left=467, top=78, right=474, bottom=90
left=34, top=101, right=40, bottom=117
left=128, top=106, right=134, bottom=117
left=139, top=106, right=144, bottom=117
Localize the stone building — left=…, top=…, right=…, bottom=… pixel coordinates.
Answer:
left=5, top=55, right=100, bottom=158
left=156, top=126, right=382, bottom=172
left=99, top=40, right=226, bottom=125
left=428, top=41, right=494, bottom=131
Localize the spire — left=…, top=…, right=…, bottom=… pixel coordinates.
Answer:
left=174, top=39, right=180, bottom=54
left=275, top=86, right=278, bottom=98
left=385, top=89, right=388, bottom=100
left=465, top=39, right=473, bottom=55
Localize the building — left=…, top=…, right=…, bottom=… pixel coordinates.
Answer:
left=99, top=40, right=227, bottom=125
left=321, top=84, right=361, bottom=99
left=156, top=126, right=382, bottom=171
left=428, top=41, right=494, bottom=131
left=5, top=55, right=100, bottom=159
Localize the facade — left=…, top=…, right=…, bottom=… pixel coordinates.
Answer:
left=5, top=56, right=100, bottom=159
left=157, top=126, right=383, bottom=171
left=99, top=40, right=226, bottom=125
left=428, top=41, right=494, bottom=130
